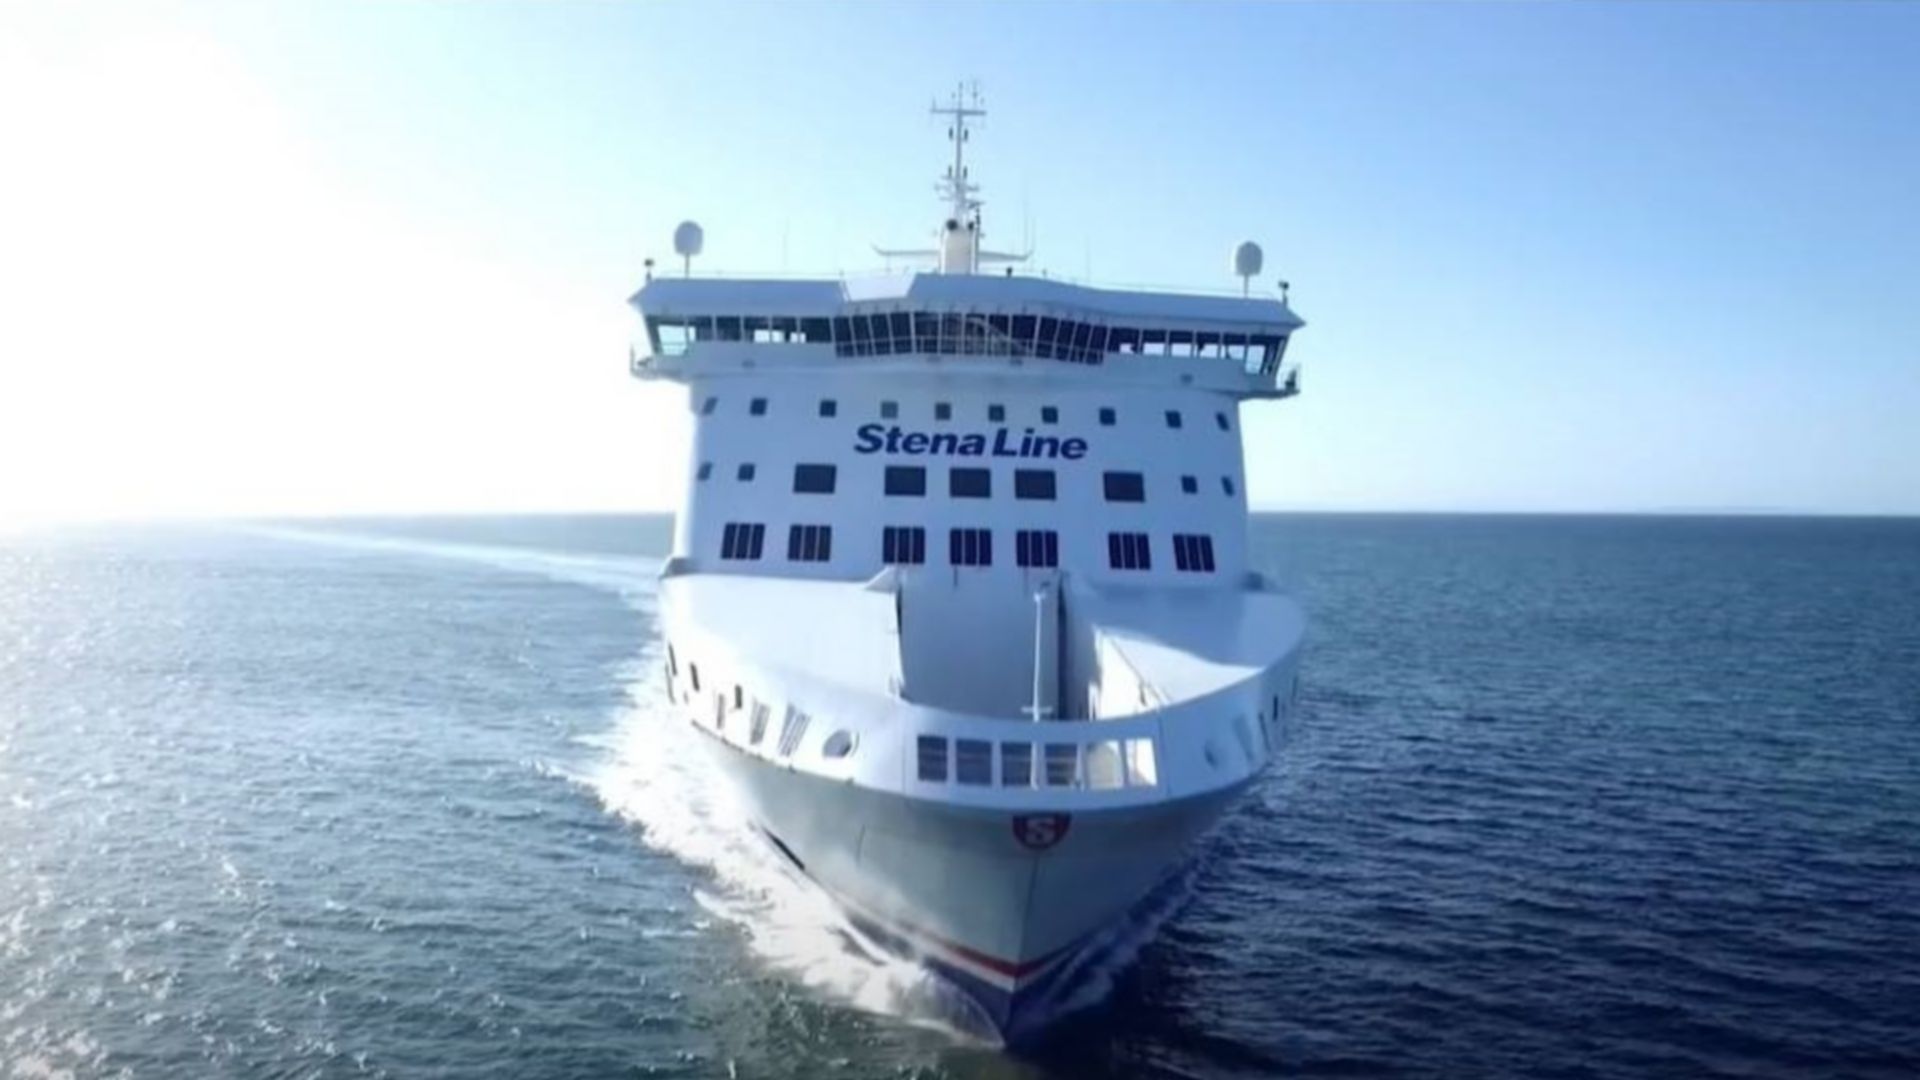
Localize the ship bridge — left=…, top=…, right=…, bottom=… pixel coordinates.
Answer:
left=629, top=271, right=1304, bottom=398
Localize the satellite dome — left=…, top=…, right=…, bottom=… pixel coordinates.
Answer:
left=673, top=221, right=705, bottom=258
left=1233, top=241, right=1264, bottom=278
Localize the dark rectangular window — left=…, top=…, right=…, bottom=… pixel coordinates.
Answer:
left=793, top=463, right=837, bottom=494
left=884, top=465, right=926, bottom=496
left=881, top=400, right=899, bottom=419
left=1014, top=469, right=1056, bottom=501
left=701, top=396, right=718, bottom=415
left=1222, top=475, right=1237, bottom=496
left=720, top=522, right=766, bottom=561
left=955, top=739, right=992, bottom=785
left=1000, top=742, right=1033, bottom=787
left=1040, top=406, right=1059, bottom=425
left=1035, top=317, right=1059, bottom=358
left=934, top=402, right=952, bottom=421
left=1103, top=471, right=1145, bottom=503
left=737, top=463, right=756, bottom=481
left=1098, top=407, right=1116, bottom=426
left=1107, top=531, right=1152, bottom=571
left=949, top=528, right=993, bottom=567
left=1181, top=474, right=1199, bottom=494
left=882, top=525, right=926, bottom=565
left=889, top=312, right=912, bottom=349
left=696, top=462, right=712, bottom=481
left=787, top=524, right=833, bottom=562
left=988, top=404, right=1006, bottom=422
left=749, top=397, right=768, bottom=416
left=1173, top=533, right=1217, bottom=573
left=1016, top=529, right=1059, bottom=568
left=917, top=736, right=948, bottom=782
left=949, top=467, right=991, bottom=498
left=819, top=399, right=837, bottom=417
left=1164, top=409, right=1183, bottom=429
left=1215, top=411, right=1231, bottom=431
left=799, top=317, right=831, bottom=343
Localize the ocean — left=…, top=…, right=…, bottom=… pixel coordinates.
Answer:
left=2, top=514, right=1916, bottom=1079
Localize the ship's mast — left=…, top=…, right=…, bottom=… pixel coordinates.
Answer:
left=930, top=83, right=986, bottom=273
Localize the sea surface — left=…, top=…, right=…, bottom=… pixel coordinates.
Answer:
left=2, top=514, right=1917, bottom=1079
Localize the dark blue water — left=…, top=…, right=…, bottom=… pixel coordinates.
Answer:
left=2, top=515, right=1916, bottom=1078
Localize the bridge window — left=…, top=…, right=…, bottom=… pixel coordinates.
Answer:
left=800, top=317, right=831, bottom=343
left=720, top=522, right=766, bottom=561
left=916, top=736, right=948, bottom=782
left=884, top=465, right=926, bottom=497
left=1181, top=475, right=1198, bottom=494
left=1016, top=529, right=1059, bottom=568
left=788, top=524, right=833, bottom=562
left=1000, top=742, right=1033, bottom=788
left=1173, top=533, right=1216, bottom=572
left=1108, top=532, right=1152, bottom=571
left=881, top=400, right=899, bottom=419
left=949, top=528, right=993, bottom=567
left=1036, top=318, right=1059, bottom=359
left=1014, top=468, right=1055, bottom=500
left=1109, top=327, right=1140, bottom=354
left=697, top=462, right=712, bottom=481
left=1103, top=471, right=1145, bottom=503
left=1044, top=743, right=1079, bottom=787
left=882, top=526, right=926, bottom=565
left=793, top=463, right=837, bottom=494
left=1098, top=407, right=1115, bottom=426
left=955, top=739, right=993, bottom=785
left=737, top=463, right=755, bottom=481
left=949, top=467, right=991, bottom=499
left=1164, top=409, right=1183, bottom=429
left=819, top=399, right=837, bottom=417
left=750, top=397, right=767, bottom=416
left=935, top=402, right=952, bottom=421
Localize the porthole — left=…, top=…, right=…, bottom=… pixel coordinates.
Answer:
left=822, top=730, right=857, bottom=759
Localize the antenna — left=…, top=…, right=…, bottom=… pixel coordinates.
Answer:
left=673, top=220, right=704, bottom=277
left=1233, top=241, right=1264, bottom=297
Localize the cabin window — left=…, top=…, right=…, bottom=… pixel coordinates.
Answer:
left=1103, top=471, right=1145, bottom=503
left=1181, top=475, right=1198, bottom=494
left=988, top=404, right=1006, bottom=422
left=935, top=402, right=952, bottom=421
left=1222, top=476, right=1237, bottom=496
left=949, top=467, right=991, bottom=499
left=1000, top=742, right=1033, bottom=788
left=954, top=739, right=993, bottom=785
left=1016, top=529, right=1060, bottom=569
left=748, top=701, right=771, bottom=745
left=777, top=707, right=810, bottom=757
left=1013, top=468, right=1056, bottom=501
left=750, top=397, right=768, bottom=416
left=1035, top=318, right=1059, bottom=359
left=1165, top=410, right=1183, bottom=429
left=1215, top=411, right=1231, bottom=432
left=697, top=462, right=713, bottom=481
left=881, top=400, right=899, bottom=419
left=949, top=528, right=993, bottom=567
left=1107, top=532, right=1152, bottom=571
left=1089, top=325, right=1111, bottom=355
left=1173, top=533, right=1217, bottom=573
left=788, top=524, right=833, bottom=562
left=882, top=526, right=927, bottom=565
left=1040, top=406, right=1059, bottom=425
left=822, top=730, right=856, bottom=759
left=800, top=317, right=831, bottom=343
left=666, top=644, right=678, bottom=677
left=720, top=522, right=766, bottom=561
left=701, top=396, right=718, bottom=415
left=737, top=463, right=756, bottom=481
left=1109, top=326, right=1140, bottom=354
left=733, top=685, right=744, bottom=710
left=889, top=312, right=912, bottom=349
left=689, top=663, right=701, bottom=692
left=884, top=465, right=926, bottom=497
left=819, top=399, right=837, bottom=417
left=793, top=463, right=837, bottom=494
left=1098, top=407, right=1116, bottom=426
left=917, top=736, right=949, bottom=782
left=1044, top=743, right=1079, bottom=787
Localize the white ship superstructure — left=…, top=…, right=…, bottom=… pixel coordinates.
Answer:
left=627, top=90, right=1307, bottom=1041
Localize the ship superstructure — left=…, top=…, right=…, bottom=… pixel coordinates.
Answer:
left=627, top=89, right=1307, bottom=1040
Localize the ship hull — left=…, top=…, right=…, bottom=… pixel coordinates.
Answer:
left=698, top=726, right=1247, bottom=1042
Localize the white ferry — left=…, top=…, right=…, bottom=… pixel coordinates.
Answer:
left=628, top=89, right=1307, bottom=1042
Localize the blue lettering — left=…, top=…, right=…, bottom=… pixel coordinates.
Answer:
left=901, top=431, right=929, bottom=454
left=854, top=423, right=885, bottom=453
left=958, top=434, right=987, bottom=456
left=1060, top=437, right=1089, bottom=460
left=854, top=426, right=1092, bottom=459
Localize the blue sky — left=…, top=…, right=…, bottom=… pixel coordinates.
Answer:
left=2, top=1, right=1915, bottom=520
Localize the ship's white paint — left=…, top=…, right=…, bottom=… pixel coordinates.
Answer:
left=625, top=89, right=1311, bottom=1041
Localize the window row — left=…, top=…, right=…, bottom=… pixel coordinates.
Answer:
left=650, top=312, right=1291, bottom=374
left=698, top=461, right=1238, bottom=501
left=699, top=394, right=1231, bottom=432
left=916, top=734, right=1159, bottom=789
left=718, top=523, right=1219, bottom=573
